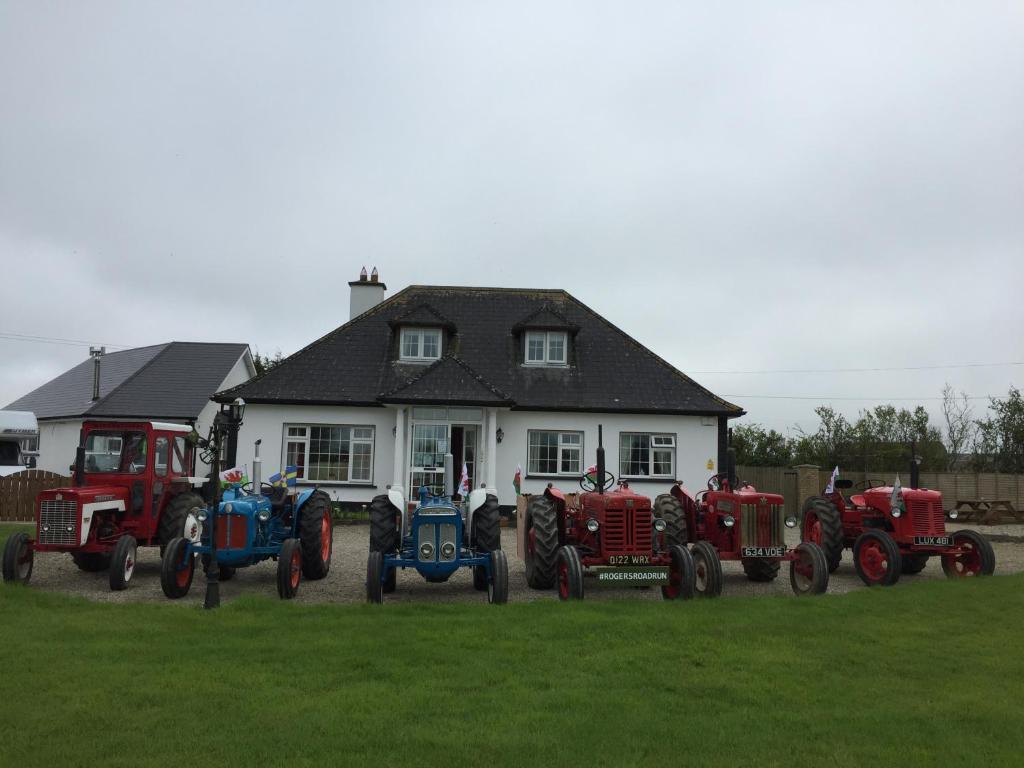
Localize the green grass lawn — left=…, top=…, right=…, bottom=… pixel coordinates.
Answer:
left=1, top=525, right=1023, bottom=767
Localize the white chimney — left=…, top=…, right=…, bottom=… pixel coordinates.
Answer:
left=348, top=266, right=387, bottom=319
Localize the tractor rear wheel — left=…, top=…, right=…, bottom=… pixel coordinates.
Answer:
left=690, top=541, right=722, bottom=598
left=487, top=550, right=509, bottom=604
left=853, top=530, right=901, bottom=587
left=160, top=537, right=194, bottom=599
left=741, top=557, right=780, bottom=582
left=159, top=492, right=205, bottom=556
left=525, top=494, right=559, bottom=589
left=299, top=490, right=333, bottom=580
left=802, top=496, right=844, bottom=573
left=901, top=553, right=929, bottom=575
left=662, top=544, right=695, bottom=600
left=654, top=494, right=687, bottom=548
left=556, top=545, right=584, bottom=600
left=109, top=535, right=137, bottom=591
left=366, top=550, right=384, bottom=604
left=72, top=552, right=111, bottom=572
left=789, top=542, right=829, bottom=595
left=941, top=530, right=996, bottom=578
left=276, top=538, right=302, bottom=599
left=2, top=532, right=33, bottom=584
left=471, top=493, right=501, bottom=552
left=369, top=494, right=399, bottom=554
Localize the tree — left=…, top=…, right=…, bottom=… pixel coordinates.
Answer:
left=732, top=423, right=794, bottom=466
left=974, top=387, right=1024, bottom=473
left=941, top=383, right=975, bottom=470
left=253, top=348, right=284, bottom=376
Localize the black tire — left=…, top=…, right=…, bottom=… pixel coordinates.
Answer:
left=802, top=496, right=844, bottom=573
left=556, top=545, right=584, bottom=600
left=525, top=494, right=559, bottom=589
left=901, top=553, right=929, bottom=575
left=741, top=557, right=780, bottom=582
left=160, top=537, right=194, bottom=599
left=662, top=544, right=695, bottom=600
left=109, top=535, right=137, bottom=591
left=654, top=494, right=687, bottom=547
left=471, top=494, right=501, bottom=552
left=276, top=538, right=302, bottom=599
left=853, top=530, right=902, bottom=587
left=690, top=541, right=723, bottom=598
left=299, top=490, right=333, bottom=580
left=790, top=541, right=829, bottom=596
left=383, top=564, right=397, bottom=593
left=942, top=530, right=996, bottom=578
left=2, top=532, right=33, bottom=584
left=369, top=494, right=400, bottom=554
left=366, top=550, right=384, bottom=604
left=158, top=492, right=206, bottom=555
left=487, top=550, right=509, bottom=604
left=72, top=552, right=111, bottom=572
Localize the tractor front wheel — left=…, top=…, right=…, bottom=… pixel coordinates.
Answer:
left=276, top=538, right=302, bottom=599
left=525, top=495, right=559, bottom=590
left=662, top=544, right=695, bottom=600
left=941, top=530, right=996, bottom=578
left=299, top=490, right=333, bottom=580
left=654, top=494, right=687, bottom=548
left=802, top=496, right=844, bottom=573
left=741, top=557, right=780, bottom=583
left=160, top=537, right=194, bottom=599
left=901, top=553, right=929, bottom=575
left=109, top=535, right=137, bottom=591
left=556, top=545, right=584, bottom=600
left=366, top=550, right=384, bottom=604
left=690, top=541, right=722, bottom=598
left=487, top=550, right=509, bottom=604
left=2, top=532, right=33, bottom=584
left=789, top=542, right=828, bottom=596
left=853, top=530, right=901, bottom=587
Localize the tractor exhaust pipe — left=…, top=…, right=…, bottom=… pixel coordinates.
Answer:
left=74, top=445, right=85, bottom=487
left=910, top=440, right=920, bottom=490
left=89, top=346, right=105, bottom=401
left=444, top=453, right=454, bottom=497
left=252, top=439, right=262, bottom=492
left=727, top=427, right=737, bottom=491
left=596, top=424, right=606, bottom=495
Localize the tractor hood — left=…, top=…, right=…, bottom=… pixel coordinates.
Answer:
left=734, top=487, right=785, bottom=506
left=38, top=485, right=127, bottom=505
left=863, top=486, right=941, bottom=504
left=220, top=489, right=272, bottom=517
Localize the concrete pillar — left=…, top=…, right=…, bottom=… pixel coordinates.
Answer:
left=392, top=406, right=406, bottom=494
left=485, top=408, right=498, bottom=494
left=794, top=464, right=821, bottom=504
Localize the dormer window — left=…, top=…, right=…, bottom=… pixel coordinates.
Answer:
left=525, top=331, right=567, bottom=366
left=400, top=327, right=441, bottom=362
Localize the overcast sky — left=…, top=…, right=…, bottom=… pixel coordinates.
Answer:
left=1, top=2, right=1022, bottom=435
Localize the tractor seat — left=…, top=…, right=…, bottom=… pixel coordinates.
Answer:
left=267, top=485, right=289, bottom=512
left=850, top=494, right=866, bottom=508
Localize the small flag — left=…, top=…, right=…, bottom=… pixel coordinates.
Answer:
left=458, top=462, right=469, bottom=496
left=584, top=464, right=597, bottom=483
left=513, top=464, right=522, bottom=496
left=271, top=466, right=299, bottom=488
left=219, top=467, right=247, bottom=487
left=824, top=466, right=839, bottom=494
left=890, top=474, right=904, bottom=514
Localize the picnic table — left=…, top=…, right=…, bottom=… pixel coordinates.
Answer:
left=953, top=499, right=1023, bottom=525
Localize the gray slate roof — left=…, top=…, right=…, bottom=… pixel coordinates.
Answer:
left=8, top=342, right=250, bottom=420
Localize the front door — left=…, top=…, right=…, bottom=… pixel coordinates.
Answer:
left=410, top=423, right=449, bottom=497
left=450, top=425, right=478, bottom=499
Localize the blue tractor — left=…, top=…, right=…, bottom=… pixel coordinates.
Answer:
left=160, top=440, right=334, bottom=600
left=366, top=454, right=508, bottom=604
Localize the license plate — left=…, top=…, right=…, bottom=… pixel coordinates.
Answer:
left=741, top=546, right=786, bottom=558
left=913, top=536, right=953, bottom=547
left=593, top=567, right=669, bottom=585
left=607, top=554, right=651, bottom=565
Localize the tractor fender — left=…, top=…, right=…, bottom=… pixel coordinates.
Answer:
left=465, top=488, right=489, bottom=542
left=544, top=485, right=566, bottom=503
left=388, top=487, right=407, bottom=541
left=293, top=488, right=316, bottom=511
left=670, top=483, right=694, bottom=504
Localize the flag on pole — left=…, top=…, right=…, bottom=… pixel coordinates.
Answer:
left=890, top=474, right=904, bottom=514
left=513, top=464, right=522, bottom=496
left=584, top=464, right=597, bottom=484
left=824, top=466, right=839, bottom=494
left=269, top=466, right=299, bottom=488
left=219, top=466, right=248, bottom=487
left=458, top=462, right=469, bottom=496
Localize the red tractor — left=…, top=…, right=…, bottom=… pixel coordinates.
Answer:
left=2, top=421, right=207, bottom=591
left=655, top=461, right=829, bottom=597
left=521, top=426, right=695, bottom=601
left=801, top=464, right=996, bottom=587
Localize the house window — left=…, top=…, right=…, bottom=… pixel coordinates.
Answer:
left=400, top=328, right=442, bottom=361
left=524, top=331, right=567, bottom=366
left=528, top=430, right=583, bottom=475
left=282, top=424, right=374, bottom=483
left=619, top=433, right=675, bottom=478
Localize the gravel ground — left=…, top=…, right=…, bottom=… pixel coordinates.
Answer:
left=18, top=522, right=1024, bottom=606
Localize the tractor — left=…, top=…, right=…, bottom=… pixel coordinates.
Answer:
left=365, top=453, right=508, bottom=604
left=2, top=420, right=209, bottom=591
left=521, top=426, right=696, bottom=601
left=801, top=461, right=996, bottom=587
left=654, top=445, right=829, bottom=597
left=160, top=439, right=333, bottom=600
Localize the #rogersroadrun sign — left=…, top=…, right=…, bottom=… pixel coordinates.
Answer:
left=593, top=567, right=670, bottom=586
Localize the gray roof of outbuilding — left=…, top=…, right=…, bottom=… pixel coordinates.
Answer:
left=7, top=342, right=250, bottom=420
left=218, top=286, right=742, bottom=417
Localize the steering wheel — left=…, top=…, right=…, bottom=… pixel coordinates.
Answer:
left=580, top=471, right=616, bottom=493
left=707, top=473, right=728, bottom=492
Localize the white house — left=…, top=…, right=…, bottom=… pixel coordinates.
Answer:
left=217, top=270, right=743, bottom=510
left=7, top=342, right=254, bottom=475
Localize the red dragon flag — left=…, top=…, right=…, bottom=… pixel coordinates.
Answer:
left=513, top=464, right=522, bottom=496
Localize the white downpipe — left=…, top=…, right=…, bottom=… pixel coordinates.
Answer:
left=486, top=408, right=498, bottom=495
left=392, top=407, right=406, bottom=496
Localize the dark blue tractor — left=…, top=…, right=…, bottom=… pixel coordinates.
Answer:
left=160, top=441, right=333, bottom=600
left=366, top=456, right=508, bottom=604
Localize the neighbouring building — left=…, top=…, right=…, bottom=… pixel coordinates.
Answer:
left=6, top=342, right=254, bottom=474
left=215, top=270, right=743, bottom=509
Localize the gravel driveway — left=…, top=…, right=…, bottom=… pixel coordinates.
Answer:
left=16, top=523, right=1024, bottom=606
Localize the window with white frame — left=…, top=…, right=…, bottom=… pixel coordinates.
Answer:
left=528, top=430, right=583, bottom=475
left=619, top=433, right=675, bottom=478
left=283, top=425, right=374, bottom=483
left=524, top=331, right=567, bottom=366
left=400, top=328, right=442, bottom=361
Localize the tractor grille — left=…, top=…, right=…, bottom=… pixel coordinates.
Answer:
left=906, top=498, right=945, bottom=536
left=215, top=514, right=249, bottom=550
left=38, top=499, right=78, bottom=546
left=741, top=504, right=785, bottom=548
left=602, top=507, right=652, bottom=553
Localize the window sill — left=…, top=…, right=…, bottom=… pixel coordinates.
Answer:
left=398, top=358, right=440, bottom=365
left=521, top=363, right=569, bottom=369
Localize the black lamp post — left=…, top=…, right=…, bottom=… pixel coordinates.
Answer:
left=204, top=397, right=245, bottom=610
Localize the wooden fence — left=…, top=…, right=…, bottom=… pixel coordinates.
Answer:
left=733, top=466, right=801, bottom=516
left=0, top=470, right=71, bottom=522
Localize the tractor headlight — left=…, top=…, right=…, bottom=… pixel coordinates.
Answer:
left=197, top=510, right=208, bottom=523
left=653, top=518, right=667, bottom=532
left=785, top=516, right=798, bottom=529
left=257, top=509, right=270, bottom=523
left=419, top=542, right=434, bottom=560
left=440, top=541, right=456, bottom=559
left=949, top=510, right=958, bottom=520
left=722, top=515, right=735, bottom=528
left=586, top=518, right=600, bottom=533
left=891, top=508, right=902, bottom=519
left=225, top=503, right=233, bottom=514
